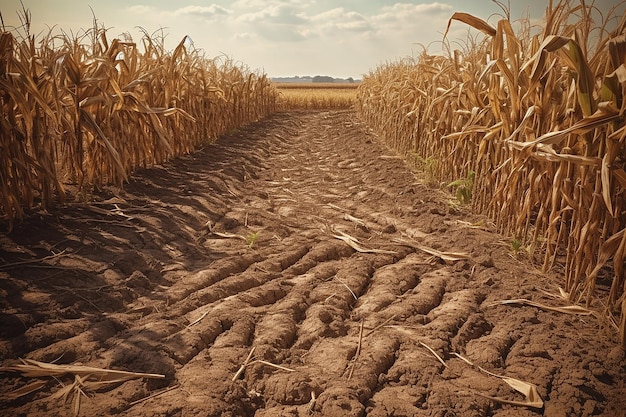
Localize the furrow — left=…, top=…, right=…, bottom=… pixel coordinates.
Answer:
left=17, top=319, right=122, bottom=364
left=123, top=245, right=308, bottom=366
left=159, top=317, right=223, bottom=364
left=450, top=312, right=494, bottom=354
left=173, top=245, right=309, bottom=316
left=382, top=344, right=443, bottom=393
left=423, top=288, right=486, bottom=340
left=252, top=293, right=307, bottom=349
left=307, top=257, right=374, bottom=309
left=162, top=279, right=291, bottom=364
left=289, top=258, right=374, bottom=350
left=353, top=252, right=434, bottom=317
left=293, top=304, right=350, bottom=350
left=170, top=345, right=256, bottom=417
left=464, top=326, right=518, bottom=369
left=284, top=240, right=355, bottom=276
left=372, top=266, right=449, bottom=325
left=250, top=255, right=348, bottom=351
left=314, top=335, right=400, bottom=416
left=211, top=315, right=256, bottom=349
left=164, top=253, right=263, bottom=304
left=175, top=269, right=280, bottom=316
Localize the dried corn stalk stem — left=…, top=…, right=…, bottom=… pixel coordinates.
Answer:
left=0, top=13, right=278, bottom=230
left=356, top=1, right=626, bottom=345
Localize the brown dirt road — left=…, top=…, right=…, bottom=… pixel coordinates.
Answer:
left=1, top=110, right=625, bottom=417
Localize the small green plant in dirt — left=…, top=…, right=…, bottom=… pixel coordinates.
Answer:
left=511, top=238, right=523, bottom=254
left=412, top=154, right=438, bottom=184
left=510, top=237, right=530, bottom=257
left=246, top=231, right=260, bottom=248
left=448, top=170, right=474, bottom=204
left=447, top=199, right=461, bottom=214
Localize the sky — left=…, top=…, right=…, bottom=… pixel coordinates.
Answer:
left=1, top=1, right=624, bottom=79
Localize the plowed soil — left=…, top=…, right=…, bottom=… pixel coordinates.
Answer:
left=1, top=110, right=625, bottom=417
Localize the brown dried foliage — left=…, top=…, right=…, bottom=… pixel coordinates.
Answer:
left=0, top=12, right=278, bottom=230
left=356, top=0, right=626, bottom=345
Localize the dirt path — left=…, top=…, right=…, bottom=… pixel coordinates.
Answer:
left=1, top=110, right=625, bottom=417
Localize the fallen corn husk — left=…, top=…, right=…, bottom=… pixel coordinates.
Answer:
left=487, top=298, right=593, bottom=315
left=392, top=236, right=469, bottom=262
left=332, top=228, right=397, bottom=254
left=0, top=358, right=166, bottom=381
left=453, top=352, right=544, bottom=409
left=1, top=358, right=165, bottom=415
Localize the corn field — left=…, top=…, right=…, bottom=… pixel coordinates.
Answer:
left=274, top=82, right=358, bottom=110
left=0, top=14, right=278, bottom=230
left=356, top=0, right=626, bottom=345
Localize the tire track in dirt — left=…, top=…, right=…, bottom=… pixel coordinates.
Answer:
left=1, top=110, right=626, bottom=417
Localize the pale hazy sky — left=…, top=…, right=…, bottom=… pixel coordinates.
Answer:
left=1, top=1, right=623, bottom=78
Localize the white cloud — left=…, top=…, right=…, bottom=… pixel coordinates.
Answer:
left=373, top=2, right=453, bottom=26
left=174, top=5, right=231, bottom=18
left=236, top=4, right=306, bottom=25
left=337, top=20, right=371, bottom=32
left=311, top=8, right=368, bottom=25
left=234, top=32, right=256, bottom=40
left=127, top=5, right=157, bottom=15
left=232, top=0, right=312, bottom=9
left=310, top=7, right=349, bottom=21
left=301, top=7, right=373, bottom=39
left=383, top=2, right=452, bottom=15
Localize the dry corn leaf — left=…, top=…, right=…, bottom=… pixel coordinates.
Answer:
left=332, top=230, right=397, bottom=255
left=488, top=298, right=593, bottom=315
left=419, top=341, right=448, bottom=368
left=587, top=228, right=625, bottom=284
left=254, top=360, right=296, bottom=373
left=507, top=108, right=620, bottom=151
left=480, top=370, right=543, bottom=408
left=50, top=378, right=76, bottom=402
left=567, top=35, right=596, bottom=117
left=1, top=380, right=47, bottom=401
left=532, top=143, right=601, bottom=166
left=344, top=213, right=366, bottom=227
left=601, top=153, right=614, bottom=214
left=444, top=12, right=496, bottom=38
left=476, top=389, right=544, bottom=409
left=211, top=231, right=248, bottom=241
left=0, top=358, right=165, bottom=381
left=1, top=359, right=166, bottom=415
left=73, top=388, right=83, bottom=417
left=537, top=286, right=570, bottom=300
left=453, top=353, right=544, bottom=409
left=608, top=124, right=626, bottom=142
left=392, top=237, right=469, bottom=262
left=80, top=109, right=128, bottom=182
left=522, top=35, right=570, bottom=83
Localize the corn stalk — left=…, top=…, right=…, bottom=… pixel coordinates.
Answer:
left=0, top=13, right=278, bottom=231
left=356, top=0, right=626, bottom=346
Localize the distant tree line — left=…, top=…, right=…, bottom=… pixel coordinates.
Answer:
left=312, top=75, right=355, bottom=83
left=272, top=75, right=358, bottom=83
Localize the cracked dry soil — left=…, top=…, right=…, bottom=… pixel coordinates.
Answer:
left=1, top=110, right=625, bottom=417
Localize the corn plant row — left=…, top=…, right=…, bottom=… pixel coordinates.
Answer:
left=0, top=18, right=278, bottom=230
left=356, top=0, right=626, bottom=345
